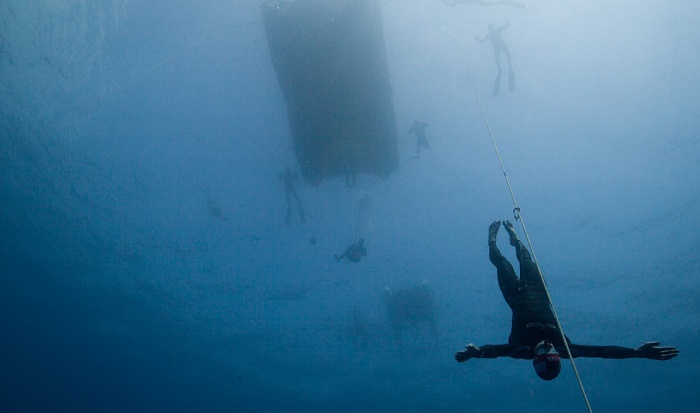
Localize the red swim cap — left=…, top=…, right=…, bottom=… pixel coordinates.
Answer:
left=533, top=342, right=561, bottom=381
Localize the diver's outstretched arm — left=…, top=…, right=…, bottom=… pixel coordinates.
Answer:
left=567, top=342, right=679, bottom=360
left=455, top=343, right=525, bottom=361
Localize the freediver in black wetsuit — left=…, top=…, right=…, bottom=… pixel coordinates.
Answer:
left=454, top=221, right=679, bottom=381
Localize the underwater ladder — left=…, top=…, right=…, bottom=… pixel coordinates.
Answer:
left=444, top=11, right=595, bottom=413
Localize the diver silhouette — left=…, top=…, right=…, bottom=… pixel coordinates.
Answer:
left=336, top=194, right=371, bottom=262
left=279, top=166, right=306, bottom=226
left=408, top=120, right=430, bottom=159
left=454, top=221, right=679, bottom=381
left=475, top=21, right=515, bottom=96
left=335, top=238, right=367, bottom=263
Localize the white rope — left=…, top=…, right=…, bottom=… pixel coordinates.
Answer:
left=444, top=11, right=593, bottom=413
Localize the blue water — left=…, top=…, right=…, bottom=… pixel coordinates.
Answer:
left=1, top=1, right=698, bottom=412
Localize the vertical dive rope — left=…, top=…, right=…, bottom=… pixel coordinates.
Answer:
left=444, top=12, right=594, bottom=413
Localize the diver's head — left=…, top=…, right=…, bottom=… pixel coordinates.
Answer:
left=533, top=340, right=561, bottom=381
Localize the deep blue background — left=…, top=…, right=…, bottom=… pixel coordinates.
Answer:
left=1, top=1, right=698, bottom=412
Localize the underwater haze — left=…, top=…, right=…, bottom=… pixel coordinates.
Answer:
left=1, top=0, right=698, bottom=412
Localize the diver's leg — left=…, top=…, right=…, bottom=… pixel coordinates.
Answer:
left=298, top=204, right=306, bottom=223
left=494, top=50, right=503, bottom=73
left=285, top=190, right=292, bottom=226
left=504, top=47, right=515, bottom=91
left=290, top=188, right=299, bottom=203
left=418, top=134, right=430, bottom=150
left=289, top=188, right=306, bottom=222
left=508, top=67, right=515, bottom=91
left=514, top=240, right=541, bottom=286
left=504, top=221, right=540, bottom=286
left=503, top=220, right=519, bottom=246
left=492, top=51, right=503, bottom=96
left=504, top=220, right=534, bottom=269
left=492, top=72, right=502, bottom=96
left=489, top=221, right=518, bottom=305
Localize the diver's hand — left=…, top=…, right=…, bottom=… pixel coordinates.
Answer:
left=635, top=341, right=679, bottom=360
left=455, top=343, right=482, bottom=362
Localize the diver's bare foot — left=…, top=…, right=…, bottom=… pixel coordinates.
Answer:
left=488, top=221, right=500, bottom=243
left=503, top=220, right=519, bottom=245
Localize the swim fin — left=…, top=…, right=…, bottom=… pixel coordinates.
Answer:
left=508, top=67, right=515, bottom=91
left=492, top=71, right=502, bottom=96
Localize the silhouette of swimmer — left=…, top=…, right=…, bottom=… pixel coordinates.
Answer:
left=408, top=121, right=430, bottom=159
left=279, top=167, right=306, bottom=226
left=335, top=238, right=367, bottom=263
left=443, top=0, right=526, bottom=9
left=476, top=21, right=515, bottom=96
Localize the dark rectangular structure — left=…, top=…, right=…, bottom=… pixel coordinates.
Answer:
left=262, top=0, right=399, bottom=186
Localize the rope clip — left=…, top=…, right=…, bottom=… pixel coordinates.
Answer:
left=513, top=207, right=521, bottom=221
